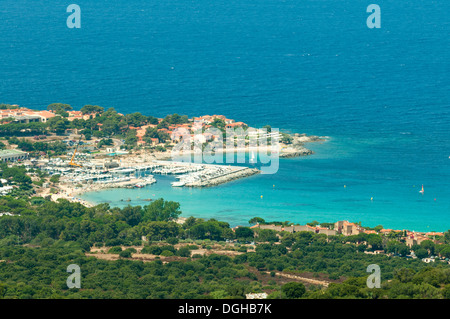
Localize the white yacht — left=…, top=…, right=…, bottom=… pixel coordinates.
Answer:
left=171, top=181, right=185, bottom=187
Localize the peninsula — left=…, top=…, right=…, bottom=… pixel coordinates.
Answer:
left=0, top=103, right=324, bottom=204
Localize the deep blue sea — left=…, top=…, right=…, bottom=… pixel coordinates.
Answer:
left=1, top=1, right=449, bottom=231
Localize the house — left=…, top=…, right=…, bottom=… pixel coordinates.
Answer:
left=405, top=233, right=428, bottom=247
left=0, top=212, right=17, bottom=217
left=0, top=108, right=56, bottom=123
left=226, top=122, right=246, bottom=129
left=365, top=250, right=384, bottom=255
left=254, top=224, right=336, bottom=236
left=34, top=110, right=56, bottom=122
left=66, top=111, right=84, bottom=121
left=422, top=258, right=435, bottom=263
left=192, top=115, right=238, bottom=126
left=379, top=229, right=403, bottom=235
left=316, top=227, right=337, bottom=236
left=13, top=115, right=41, bottom=124
left=425, top=232, right=444, bottom=238
left=334, top=221, right=363, bottom=236
left=256, top=224, right=284, bottom=232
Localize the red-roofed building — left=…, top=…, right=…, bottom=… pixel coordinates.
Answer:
left=226, top=122, right=246, bottom=129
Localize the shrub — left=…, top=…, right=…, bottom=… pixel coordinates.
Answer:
left=177, top=246, right=191, bottom=257
left=281, top=282, right=306, bottom=299
left=141, top=245, right=162, bottom=255
left=108, top=246, right=122, bottom=254
left=160, top=250, right=174, bottom=257
left=238, top=246, right=247, bottom=253
left=166, top=237, right=179, bottom=245
left=119, top=250, right=132, bottom=258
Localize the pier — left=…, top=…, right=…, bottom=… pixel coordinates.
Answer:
left=38, top=156, right=259, bottom=191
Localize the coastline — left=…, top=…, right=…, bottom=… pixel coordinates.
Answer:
left=51, top=131, right=326, bottom=201
left=61, top=192, right=448, bottom=234
left=168, top=134, right=327, bottom=160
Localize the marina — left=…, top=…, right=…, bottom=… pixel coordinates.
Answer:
left=31, top=155, right=260, bottom=194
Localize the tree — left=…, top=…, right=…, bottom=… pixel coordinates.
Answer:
left=394, top=268, right=416, bottom=283
left=281, top=282, right=306, bottom=299
left=177, top=246, right=191, bottom=257
left=124, top=130, right=138, bottom=146
left=125, top=112, right=147, bottom=126
left=280, top=133, right=293, bottom=144
left=17, top=140, right=34, bottom=152
left=47, top=103, right=72, bottom=117
left=256, top=229, right=278, bottom=243
left=189, top=220, right=230, bottom=241
left=235, top=227, right=254, bottom=241
left=164, top=113, right=188, bottom=125
left=307, top=220, right=320, bottom=227
left=0, top=284, right=6, bottom=298
left=47, top=117, right=69, bottom=135
left=373, top=225, right=383, bottom=232
left=120, top=205, right=143, bottom=226
left=420, top=240, right=435, bottom=255
left=119, top=250, right=132, bottom=258
left=142, top=199, right=181, bottom=222
left=80, top=105, right=104, bottom=115
left=248, top=217, right=265, bottom=225
left=443, top=285, right=450, bottom=299
left=210, top=118, right=226, bottom=130
left=386, top=241, right=409, bottom=256
left=50, top=174, right=60, bottom=184
left=367, top=234, right=383, bottom=250
left=97, top=138, right=113, bottom=148
left=438, top=246, right=450, bottom=259
left=147, top=116, right=159, bottom=125
left=143, top=221, right=180, bottom=240
left=157, top=120, right=169, bottom=130
left=166, top=237, right=179, bottom=245
left=415, top=248, right=429, bottom=259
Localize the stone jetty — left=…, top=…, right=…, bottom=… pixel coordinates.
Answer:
left=185, top=167, right=260, bottom=188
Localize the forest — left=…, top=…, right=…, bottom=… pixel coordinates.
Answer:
left=0, top=195, right=449, bottom=299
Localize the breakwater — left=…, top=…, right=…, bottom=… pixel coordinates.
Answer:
left=185, top=167, right=260, bottom=188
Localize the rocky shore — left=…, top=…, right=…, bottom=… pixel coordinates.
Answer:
left=279, top=133, right=326, bottom=158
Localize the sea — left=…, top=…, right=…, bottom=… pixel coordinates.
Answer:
left=0, top=0, right=449, bottom=231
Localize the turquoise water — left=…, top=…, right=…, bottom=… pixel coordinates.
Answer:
left=82, top=136, right=450, bottom=231
left=1, top=1, right=449, bottom=231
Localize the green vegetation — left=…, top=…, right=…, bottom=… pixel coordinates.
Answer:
left=0, top=196, right=449, bottom=299
left=281, top=282, right=306, bottom=299
left=47, top=103, right=72, bottom=118
left=0, top=104, right=189, bottom=150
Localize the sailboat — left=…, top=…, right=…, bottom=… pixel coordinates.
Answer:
left=419, top=185, right=424, bottom=194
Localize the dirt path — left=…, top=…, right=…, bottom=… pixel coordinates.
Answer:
left=266, top=271, right=331, bottom=287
